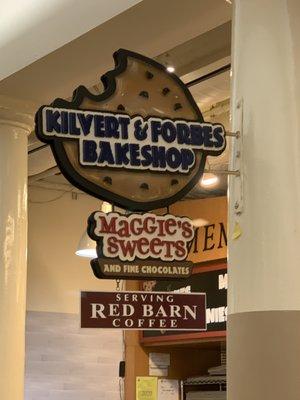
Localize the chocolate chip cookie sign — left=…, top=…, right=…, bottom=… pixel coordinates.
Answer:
left=35, top=49, right=226, bottom=211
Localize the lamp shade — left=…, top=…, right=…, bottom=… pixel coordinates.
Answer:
left=75, top=231, right=97, bottom=258
left=76, top=201, right=112, bottom=258
left=200, top=173, right=219, bottom=187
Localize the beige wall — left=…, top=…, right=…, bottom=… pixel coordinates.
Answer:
left=25, top=311, right=123, bottom=400
left=27, top=187, right=116, bottom=314
left=26, top=187, right=123, bottom=400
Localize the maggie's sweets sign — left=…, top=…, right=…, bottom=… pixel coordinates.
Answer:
left=87, top=211, right=194, bottom=280
left=81, top=291, right=206, bottom=330
left=35, top=49, right=226, bottom=211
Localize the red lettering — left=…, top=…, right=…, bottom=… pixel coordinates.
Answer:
left=162, top=240, right=174, bottom=258
left=174, top=240, right=186, bottom=258
left=165, top=218, right=177, bottom=235
left=143, top=216, right=156, bottom=234
left=117, top=219, right=130, bottom=237
left=130, top=217, right=143, bottom=235
left=94, top=213, right=194, bottom=262
left=136, top=237, right=149, bottom=255
left=182, top=221, right=194, bottom=239
left=149, top=238, right=163, bottom=255
left=157, top=219, right=166, bottom=237
left=107, top=236, right=119, bottom=255
left=118, top=240, right=137, bottom=258
left=98, top=216, right=117, bottom=234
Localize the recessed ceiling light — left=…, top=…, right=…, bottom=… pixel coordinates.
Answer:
left=201, top=173, right=219, bottom=187
left=166, top=66, right=175, bottom=73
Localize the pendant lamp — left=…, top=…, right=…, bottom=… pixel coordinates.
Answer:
left=75, top=201, right=112, bottom=258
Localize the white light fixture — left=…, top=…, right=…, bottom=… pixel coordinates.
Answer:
left=75, top=232, right=97, bottom=258
left=101, top=201, right=113, bottom=213
left=75, top=201, right=112, bottom=258
left=200, top=173, right=219, bottom=187
left=192, top=218, right=209, bottom=227
left=166, top=65, right=175, bottom=73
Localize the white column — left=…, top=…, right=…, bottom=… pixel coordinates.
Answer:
left=228, top=1, right=300, bottom=399
left=0, top=96, right=34, bottom=399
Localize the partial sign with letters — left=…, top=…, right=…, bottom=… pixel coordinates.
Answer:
left=142, top=264, right=227, bottom=341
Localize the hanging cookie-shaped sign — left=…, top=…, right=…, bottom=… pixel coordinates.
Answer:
left=35, top=49, right=226, bottom=211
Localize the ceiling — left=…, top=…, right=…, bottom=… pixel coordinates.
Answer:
left=190, top=69, right=230, bottom=112
left=0, top=0, right=231, bottom=104
left=0, top=0, right=142, bottom=80
left=156, top=21, right=231, bottom=78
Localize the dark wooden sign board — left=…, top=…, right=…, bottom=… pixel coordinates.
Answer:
left=140, top=259, right=227, bottom=344
left=81, top=290, right=206, bottom=330
left=91, top=258, right=193, bottom=280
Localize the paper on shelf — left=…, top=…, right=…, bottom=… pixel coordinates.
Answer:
left=149, top=353, right=171, bottom=367
left=158, top=379, right=179, bottom=400
left=136, top=377, right=158, bottom=400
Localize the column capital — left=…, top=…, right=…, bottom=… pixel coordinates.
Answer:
left=0, top=95, right=36, bottom=134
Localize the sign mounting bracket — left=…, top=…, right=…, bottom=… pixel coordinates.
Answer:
left=230, top=99, right=244, bottom=215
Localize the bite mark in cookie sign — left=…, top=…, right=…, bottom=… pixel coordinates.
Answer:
left=88, top=211, right=195, bottom=280
left=35, top=49, right=226, bottom=211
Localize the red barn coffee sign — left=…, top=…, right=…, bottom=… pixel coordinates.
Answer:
left=81, top=291, right=206, bottom=330
left=88, top=211, right=195, bottom=280
left=35, top=49, right=226, bottom=211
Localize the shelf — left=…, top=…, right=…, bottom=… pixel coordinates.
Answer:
left=184, top=376, right=226, bottom=385
left=141, top=333, right=226, bottom=348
